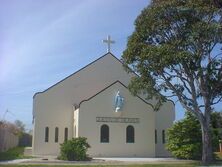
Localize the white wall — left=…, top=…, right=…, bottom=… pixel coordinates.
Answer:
left=74, top=108, right=79, bottom=138
left=155, top=101, right=175, bottom=157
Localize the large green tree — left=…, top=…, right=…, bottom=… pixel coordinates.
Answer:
left=122, top=0, right=222, bottom=164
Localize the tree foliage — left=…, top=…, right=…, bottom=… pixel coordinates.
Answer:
left=211, top=112, right=222, bottom=152
left=211, top=112, right=222, bottom=129
left=122, top=0, right=222, bottom=163
left=14, top=120, right=25, bottom=133
left=59, top=137, right=90, bottom=161
left=167, top=112, right=222, bottom=159
left=167, top=112, right=202, bottom=159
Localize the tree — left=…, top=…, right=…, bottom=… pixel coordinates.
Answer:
left=122, top=0, right=222, bottom=164
left=167, top=112, right=202, bottom=159
left=211, top=112, right=222, bottom=152
left=167, top=112, right=222, bottom=159
left=213, top=0, right=222, bottom=8
left=211, top=112, right=222, bottom=129
left=14, top=120, right=25, bottom=133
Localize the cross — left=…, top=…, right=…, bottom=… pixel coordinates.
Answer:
left=102, top=35, right=115, bottom=53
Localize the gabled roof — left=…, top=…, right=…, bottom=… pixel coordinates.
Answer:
left=78, top=80, right=154, bottom=109
left=33, top=52, right=135, bottom=98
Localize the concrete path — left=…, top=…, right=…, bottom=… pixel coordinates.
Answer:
left=0, top=159, right=32, bottom=164
left=0, top=157, right=197, bottom=165
left=95, top=157, right=178, bottom=162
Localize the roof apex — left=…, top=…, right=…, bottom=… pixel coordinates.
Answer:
left=33, top=52, right=123, bottom=98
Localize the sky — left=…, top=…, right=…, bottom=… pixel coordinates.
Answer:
left=0, top=0, right=153, bottom=131
left=1, top=0, right=220, bottom=131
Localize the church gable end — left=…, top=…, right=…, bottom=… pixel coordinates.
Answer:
left=32, top=52, right=175, bottom=157
left=33, top=52, right=134, bottom=99
left=79, top=80, right=153, bottom=109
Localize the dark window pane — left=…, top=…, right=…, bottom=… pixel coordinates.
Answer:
left=162, top=130, right=165, bottom=144
left=64, top=128, right=68, bottom=142
left=100, top=124, right=109, bottom=143
left=55, top=127, right=59, bottom=143
left=45, top=127, right=49, bottom=142
left=155, top=129, right=157, bottom=144
left=126, top=125, right=134, bottom=143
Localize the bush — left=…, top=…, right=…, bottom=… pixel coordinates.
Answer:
left=166, top=112, right=202, bottom=160
left=59, top=137, right=90, bottom=161
left=166, top=112, right=222, bottom=160
left=0, top=147, right=25, bottom=161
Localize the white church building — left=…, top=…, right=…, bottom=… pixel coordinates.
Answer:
left=32, top=51, right=175, bottom=157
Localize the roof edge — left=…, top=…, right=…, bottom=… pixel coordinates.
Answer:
left=33, top=52, right=123, bottom=99
left=79, top=80, right=154, bottom=109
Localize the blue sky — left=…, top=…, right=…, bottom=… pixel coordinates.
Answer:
left=1, top=0, right=220, bottom=131
left=0, top=0, right=152, bottom=130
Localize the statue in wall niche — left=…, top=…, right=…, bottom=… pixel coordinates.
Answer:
left=114, top=91, right=124, bottom=112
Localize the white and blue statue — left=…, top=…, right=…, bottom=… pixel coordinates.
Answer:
left=114, top=91, right=124, bottom=112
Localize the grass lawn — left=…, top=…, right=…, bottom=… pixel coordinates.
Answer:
left=0, top=164, right=200, bottom=167
left=0, top=147, right=31, bottom=161
left=3, top=150, right=222, bottom=166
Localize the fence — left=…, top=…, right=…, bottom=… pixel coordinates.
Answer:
left=0, top=122, right=19, bottom=152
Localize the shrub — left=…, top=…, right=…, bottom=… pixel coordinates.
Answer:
left=59, top=137, right=90, bottom=161
left=166, top=112, right=202, bottom=160
left=0, top=147, right=25, bottom=161
left=166, top=112, right=222, bottom=160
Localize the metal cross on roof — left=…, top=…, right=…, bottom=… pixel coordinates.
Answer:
left=102, top=35, right=115, bottom=53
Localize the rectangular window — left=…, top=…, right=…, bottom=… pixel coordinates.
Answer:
left=155, top=129, right=157, bottom=144
left=126, top=125, right=135, bottom=143
left=45, top=127, right=49, bottom=142
left=64, top=128, right=68, bottom=142
left=162, top=130, right=165, bottom=144
left=55, top=127, right=59, bottom=143
left=101, top=124, right=109, bottom=143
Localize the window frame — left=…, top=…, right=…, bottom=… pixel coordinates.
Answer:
left=64, top=127, right=68, bottom=142
left=126, top=125, right=135, bottom=143
left=100, top=124, right=109, bottom=143
left=162, top=130, right=165, bottom=144
left=155, top=129, right=157, bottom=144
left=55, top=127, right=59, bottom=143
left=45, top=127, right=49, bottom=142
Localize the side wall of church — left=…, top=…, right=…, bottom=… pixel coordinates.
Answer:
left=73, top=109, right=79, bottom=138
left=78, top=82, right=155, bottom=157
left=155, top=101, right=175, bottom=157
left=32, top=95, right=74, bottom=155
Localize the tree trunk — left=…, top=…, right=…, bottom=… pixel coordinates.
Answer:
left=200, top=120, right=213, bottom=164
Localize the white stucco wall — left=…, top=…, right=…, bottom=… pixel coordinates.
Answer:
left=74, top=109, right=79, bottom=138
left=78, top=81, right=155, bottom=157
left=155, top=101, right=175, bottom=157
left=33, top=93, right=73, bottom=155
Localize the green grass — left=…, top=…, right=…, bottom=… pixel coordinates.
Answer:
left=0, top=164, right=199, bottom=167
left=0, top=147, right=31, bottom=161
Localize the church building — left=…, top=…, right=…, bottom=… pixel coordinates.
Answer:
left=32, top=51, right=175, bottom=157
